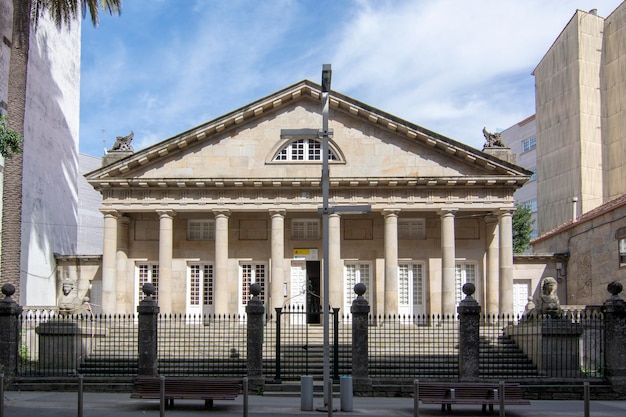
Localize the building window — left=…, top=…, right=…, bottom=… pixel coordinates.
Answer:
left=188, top=264, right=214, bottom=306
left=137, top=263, right=159, bottom=304
left=345, top=262, right=372, bottom=307
left=455, top=262, right=477, bottom=304
left=240, top=263, right=266, bottom=305
left=620, top=238, right=626, bottom=266
left=188, top=220, right=215, bottom=241
left=522, top=199, right=538, bottom=213
left=398, top=262, right=425, bottom=307
left=529, top=167, right=537, bottom=181
left=398, top=219, right=426, bottom=240
left=522, top=136, right=536, bottom=152
left=291, top=219, right=320, bottom=240
left=274, top=139, right=339, bottom=162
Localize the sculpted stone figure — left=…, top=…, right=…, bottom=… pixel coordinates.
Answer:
left=57, top=276, right=91, bottom=315
left=111, top=131, right=134, bottom=151
left=535, top=277, right=561, bottom=317
left=482, top=127, right=505, bottom=148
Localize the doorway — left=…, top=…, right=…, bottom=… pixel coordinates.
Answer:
left=306, top=261, right=321, bottom=324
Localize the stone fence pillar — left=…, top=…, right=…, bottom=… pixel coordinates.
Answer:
left=457, top=283, right=481, bottom=381
left=137, top=283, right=159, bottom=376
left=351, top=283, right=371, bottom=393
left=246, top=283, right=265, bottom=392
left=602, top=281, right=626, bottom=388
left=0, top=284, right=23, bottom=377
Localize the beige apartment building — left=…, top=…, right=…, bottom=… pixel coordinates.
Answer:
left=534, top=5, right=626, bottom=235
left=86, top=81, right=531, bottom=318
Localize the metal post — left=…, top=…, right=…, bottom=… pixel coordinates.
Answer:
left=321, top=63, right=332, bottom=409
left=1, top=373, right=4, bottom=417
left=499, top=380, right=505, bottom=417
left=333, top=307, right=340, bottom=383
left=243, top=377, right=249, bottom=417
left=414, top=379, right=419, bottom=417
left=160, top=375, right=165, bottom=417
left=584, top=381, right=590, bottom=417
left=274, top=307, right=282, bottom=383
left=78, top=375, right=84, bottom=417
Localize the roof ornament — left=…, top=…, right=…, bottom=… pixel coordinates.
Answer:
left=482, top=127, right=505, bottom=148
left=111, top=131, right=134, bottom=152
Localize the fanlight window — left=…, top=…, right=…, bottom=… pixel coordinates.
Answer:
left=274, top=139, right=338, bottom=162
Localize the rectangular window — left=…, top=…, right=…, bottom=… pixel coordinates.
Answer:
left=189, top=264, right=214, bottom=306
left=291, top=219, right=320, bottom=240
left=455, top=262, right=477, bottom=304
left=398, top=219, right=426, bottom=240
left=620, top=238, right=626, bottom=266
left=187, top=220, right=215, bottom=241
left=137, top=263, right=159, bottom=304
left=522, top=136, right=536, bottom=152
left=344, top=262, right=372, bottom=308
left=530, top=167, right=537, bottom=181
left=523, top=199, right=538, bottom=213
left=241, top=263, right=266, bottom=305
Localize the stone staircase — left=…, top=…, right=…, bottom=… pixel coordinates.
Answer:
left=76, top=319, right=540, bottom=380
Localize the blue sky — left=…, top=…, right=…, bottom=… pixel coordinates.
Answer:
left=79, top=0, right=623, bottom=156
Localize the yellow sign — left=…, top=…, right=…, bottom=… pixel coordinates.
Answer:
left=293, top=248, right=318, bottom=260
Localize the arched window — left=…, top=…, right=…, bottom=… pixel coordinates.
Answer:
left=273, top=138, right=339, bottom=162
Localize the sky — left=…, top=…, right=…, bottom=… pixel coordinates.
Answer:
left=79, top=0, right=624, bottom=157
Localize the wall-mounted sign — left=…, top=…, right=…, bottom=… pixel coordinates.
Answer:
left=293, top=248, right=318, bottom=260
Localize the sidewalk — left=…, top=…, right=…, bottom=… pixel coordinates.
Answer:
left=4, top=390, right=626, bottom=417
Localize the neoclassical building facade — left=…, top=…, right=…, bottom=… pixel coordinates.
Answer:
left=86, top=81, right=531, bottom=317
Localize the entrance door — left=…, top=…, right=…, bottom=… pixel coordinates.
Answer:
left=239, top=263, right=266, bottom=316
left=306, top=261, right=321, bottom=324
left=398, top=262, right=425, bottom=317
left=513, top=280, right=531, bottom=318
left=186, top=264, right=214, bottom=317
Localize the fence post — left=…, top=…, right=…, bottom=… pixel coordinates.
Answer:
left=457, top=283, right=481, bottom=381
left=601, top=281, right=626, bottom=389
left=332, top=307, right=340, bottom=383
left=246, top=283, right=265, bottom=392
left=0, top=284, right=23, bottom=378
left=137, top=283, right=159, bottom=376
left=351, top=283, right=371, bottom=394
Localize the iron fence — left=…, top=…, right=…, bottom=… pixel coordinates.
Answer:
left=368, top=314, right=459, bottom=379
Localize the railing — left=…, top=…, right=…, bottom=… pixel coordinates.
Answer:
left=16, top=309, right=605, bottom=381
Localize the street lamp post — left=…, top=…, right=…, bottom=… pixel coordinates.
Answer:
left=318, top=64, right=370, bottom=412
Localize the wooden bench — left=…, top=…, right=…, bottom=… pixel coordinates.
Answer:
left=416, top=382, right=530, bottom=414
left=131, top=376, right=241, bottom=408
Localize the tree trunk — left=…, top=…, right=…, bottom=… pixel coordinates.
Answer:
left=1, top=0, right=31, bottom=300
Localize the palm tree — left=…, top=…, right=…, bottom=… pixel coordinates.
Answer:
left=2, top=0, right=121, bottom=300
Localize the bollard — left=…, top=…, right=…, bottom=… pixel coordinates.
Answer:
left=243, top=377, right=249, bottom=417
left=78, top=375, right=84, bottom=417
left=160, top=375, right=165, bottom=417
left=584, top=382, right=590, bottom=417
left=1, top=373, right=4, bottom=417
left=301, top=376, right=314, bottom=411
left=340, top=376, right=353, bottom=412
left=414, top=379, right=419, bottom=417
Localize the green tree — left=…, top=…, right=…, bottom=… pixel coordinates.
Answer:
left=513, top=203, right=535, bottom=253
left=2, top=0, right=121, bottom=299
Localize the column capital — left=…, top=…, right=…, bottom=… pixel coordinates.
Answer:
left=381, top=209, right=400, bottom=217
left=156, top=209, right=176, bottom=219
left=496, top=207, right=515, bottom=216
left=269, top=209, right=286, bottom=218
left=100, top=209, right=120, bottom=218
left=213, top=209, right=231, bottom=218
left=438, top=208, right=458, bottom=217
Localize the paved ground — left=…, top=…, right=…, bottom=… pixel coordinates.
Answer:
left=3, top=391, right=626, bottom=417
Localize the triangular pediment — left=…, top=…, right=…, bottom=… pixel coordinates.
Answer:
left=86, top=80, right=531, bottom=190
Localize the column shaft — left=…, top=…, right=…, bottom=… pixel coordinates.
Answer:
left=116, top=216, right=130, bottom=313
left=383, top=210, right=399, bottom=316
left=101, top=211, right=118, bottom=314
left=270, top=209, right=286, bottom=313
left=441, top=210, right=457, bottom=316
left=499, top=210, right=514, bottom=316
left=157, top=210, right=175, bottom=314
left=214, top=210, right=230, bottom=315
left=485, top=216, right=499, bottom=316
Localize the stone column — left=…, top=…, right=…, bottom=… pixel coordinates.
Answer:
left=214, top=210, right=230, bottom=315
left=157, top=210, right=175, bottom=314
left=351, top=282, right=371, bottom=393
left=101, top=210, right=119, bottom=314
left=246, top=283, right=265, bottom=392
left=329, top=213, right=342, bottom=308
left=485, top=215, right=499, bottom=316
left=137, top=283, right=159, bottom=377
left=0, top=284, right=23, bottom=377
left=116, top=216, right=131, bottom=313
left=498, top=209, right=514, bottom=316
left=383, top=209, right=399, bottom=316
left=269, top=209, right=286, bottom=313
left=457, top=283, right=481, bottom=381
left=602, top=282, right=626, bottom=386
left=440, top=209, right=457, bottom=316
